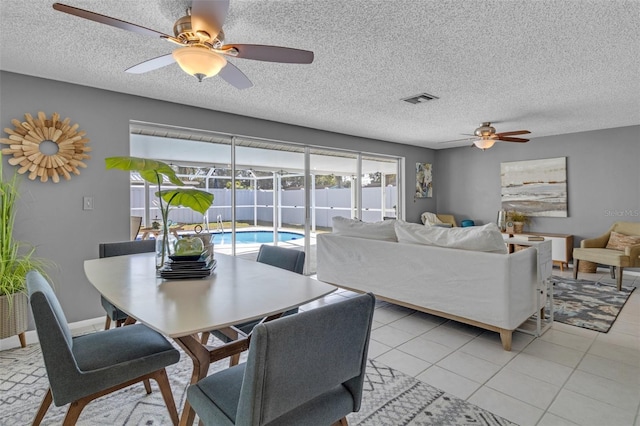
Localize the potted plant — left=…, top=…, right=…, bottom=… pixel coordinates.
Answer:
left=507, top=211, right=531, bottom=233
left=106, top=157, right=214, bottom=268
left=1, top=155, right=52, bottom=347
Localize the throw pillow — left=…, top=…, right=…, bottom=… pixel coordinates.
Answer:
left=395, top=220, right=508, bottom=254
left=606, top=231, right=640, bottom=251
left=420, top=212, right=444, bottom=226
left=331, top=216, right=398, bottom=241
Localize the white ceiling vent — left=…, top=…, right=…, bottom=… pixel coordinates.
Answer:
left=401, top=93, right=439, bottom=104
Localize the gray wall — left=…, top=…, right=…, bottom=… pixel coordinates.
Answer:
left=0, top=71, right=436, bottom=323
left=435, top=126, right=640, bottom=244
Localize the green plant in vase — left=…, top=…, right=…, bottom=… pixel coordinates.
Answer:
left=106, top=157, right=214, bottom=268
left=1, top=154, right=53, bottom=345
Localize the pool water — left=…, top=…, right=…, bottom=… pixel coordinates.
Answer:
left=211, top=230, right=304, bottom=245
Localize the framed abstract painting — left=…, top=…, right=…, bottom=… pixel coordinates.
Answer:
left=501, top=157, right=568, bottom=217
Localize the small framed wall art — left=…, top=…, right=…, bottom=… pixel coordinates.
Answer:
left=415, top=162, right=433, bottom=198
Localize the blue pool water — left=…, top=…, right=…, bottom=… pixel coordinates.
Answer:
left=211, top=230, right=304, bottom=245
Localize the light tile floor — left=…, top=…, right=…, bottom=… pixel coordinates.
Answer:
left=299, top=268, right=640, bottom=426
left=2, top=268, right=638, bottom=426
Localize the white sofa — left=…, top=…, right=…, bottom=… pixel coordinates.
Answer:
left=316, top=220, right=550, bottom=350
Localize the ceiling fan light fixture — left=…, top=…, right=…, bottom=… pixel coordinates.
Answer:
left=172, top=46, right=227, bottom=82
left=473, top=138, right=496, bottom=150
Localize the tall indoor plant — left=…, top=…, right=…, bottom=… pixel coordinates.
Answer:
left=105, top=156, right=214, bottom=268
left=1, top=154, right=52, bottom=346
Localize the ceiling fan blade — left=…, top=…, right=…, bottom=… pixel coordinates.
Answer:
left=496, top=130, right=530, bottom=137
left=498, top=137, right=529, bottom=143
left=437, top=137, right=473, bottom=145
left=191, top=0, right=229, bottom=40
left=218, top=61, right=253, bottom=90
left=52, top=3, right=170, bottom=38
left=223, top=44, right=314, bottom=64
left=125, top=54, right=176, bottom=74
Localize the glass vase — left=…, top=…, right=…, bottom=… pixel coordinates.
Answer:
left=155, top=227, right=177, bottom=269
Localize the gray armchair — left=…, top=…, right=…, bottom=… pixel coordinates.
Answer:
left=99, top=239, right=156, bottom=329
left=573, top=221, right=640, bottom=290
left=187, top=292, right=375, bottom=426
left=26, top=270, right=180, bottom=425
left=201, top=244, right=305, bottom=366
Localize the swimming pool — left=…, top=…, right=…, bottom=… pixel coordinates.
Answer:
left=211, top=230, right=304, bottom=245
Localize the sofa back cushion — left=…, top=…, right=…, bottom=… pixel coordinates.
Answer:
left=332, top=217, right=397, bottom=241
left=395, top=221, right=508, bottom=254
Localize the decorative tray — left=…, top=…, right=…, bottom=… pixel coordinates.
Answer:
left=160, top=257, right=216, bottom=279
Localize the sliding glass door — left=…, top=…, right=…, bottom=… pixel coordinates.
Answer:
left=129, top=122, right=402, bottom=274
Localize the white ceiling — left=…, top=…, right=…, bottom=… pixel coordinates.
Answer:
left=1, top=1, right=638, bottom=149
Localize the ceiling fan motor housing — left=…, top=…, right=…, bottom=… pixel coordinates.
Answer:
left=475, top=122, right=496, bottom=138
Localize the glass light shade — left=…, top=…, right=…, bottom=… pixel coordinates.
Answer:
left=172, top=46, right=227, bottom=82
left=473, top=139, right=496, bottom=150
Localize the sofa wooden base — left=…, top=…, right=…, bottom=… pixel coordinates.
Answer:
left=334, top=284, right=514, bottom=351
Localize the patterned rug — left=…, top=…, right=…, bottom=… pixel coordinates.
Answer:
left=0, top=343, right=515, bottom=426
left=548, top=275, right=635, bottom=332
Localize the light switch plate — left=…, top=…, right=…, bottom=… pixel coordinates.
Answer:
left=83, top=196, right=94, bottom=210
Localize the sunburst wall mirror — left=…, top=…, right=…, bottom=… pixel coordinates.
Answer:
left=1, top=111, right=91, bottom=183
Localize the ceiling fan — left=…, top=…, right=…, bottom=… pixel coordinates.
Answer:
left=52, top=1, right=314, bottom=89
left=438, top=122, right=530, bottom=150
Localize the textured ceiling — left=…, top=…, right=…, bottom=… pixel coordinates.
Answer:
left=1, top=0, right=638, bottom=149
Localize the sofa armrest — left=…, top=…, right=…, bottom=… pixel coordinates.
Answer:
left=626, top=244, right=640, bottom=266
left=580, top=232, right=610, bottom=248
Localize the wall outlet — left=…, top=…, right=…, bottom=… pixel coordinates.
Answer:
left=83, top=196, right=94, bottom=210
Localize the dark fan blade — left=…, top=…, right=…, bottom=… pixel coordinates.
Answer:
left=191, top=0, right=229, bottom=40
left=223, top=44, right=314, bottom=64
left=53, top=3, right=170, bottom=38
left=218, top=61, right=253, bottom=90
left=126, top=54, right=175, bottom=74
left=498, top=136, right=529, bottom=143
left=496, top=130, right=530, bottom=137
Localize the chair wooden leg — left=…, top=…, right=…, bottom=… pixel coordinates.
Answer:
left=617, top=267, right=623, bottom=291
left=32, top=388, right=53, bottom=426
left=573, top=260, right=579, bottom=279
left=62, top=399, right=90, bottom=426
left=610, top=266, right=616, bottom=279
left=229, top=352, right=241, bottom=367
left=143, top=379, right=152, bottom=394
left=153, top=368, right=180, bottom=426
left=104, top=316, right=111, bottom=330
left=200, top=331, right=210, bottom=345
left=331, top=417, right=348, bottom=426
left=18, top=331, right=26, bottom=348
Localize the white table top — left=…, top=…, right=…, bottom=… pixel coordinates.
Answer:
left=84, top=252, right=336, bottom=338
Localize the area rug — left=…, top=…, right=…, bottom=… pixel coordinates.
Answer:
left=0, top=343, right=515, bottom=426
left=548, top=275, right=635, bottom=333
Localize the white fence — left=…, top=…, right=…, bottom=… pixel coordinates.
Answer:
left=131, top=186, right=397, bottom=227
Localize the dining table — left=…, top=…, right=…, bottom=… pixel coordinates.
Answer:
left=84, top=251, right=336, bottom=425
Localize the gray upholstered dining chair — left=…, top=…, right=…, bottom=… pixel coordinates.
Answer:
left=26, top=270, right=180, bottom=425
left=99, top=239, right=155, bottom=329
left=187, top=292, right=375, bottom=426
left=201, top=244, right=305, bottom=363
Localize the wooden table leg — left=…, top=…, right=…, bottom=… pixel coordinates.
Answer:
left=175, top=334, right=212, bottom=426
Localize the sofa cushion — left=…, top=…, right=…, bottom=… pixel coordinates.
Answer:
left=331, top=216, right=397, bottom=241
left=395, top=221, right=508, bottom=254
left=606, top=231, right=640, bottom=251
